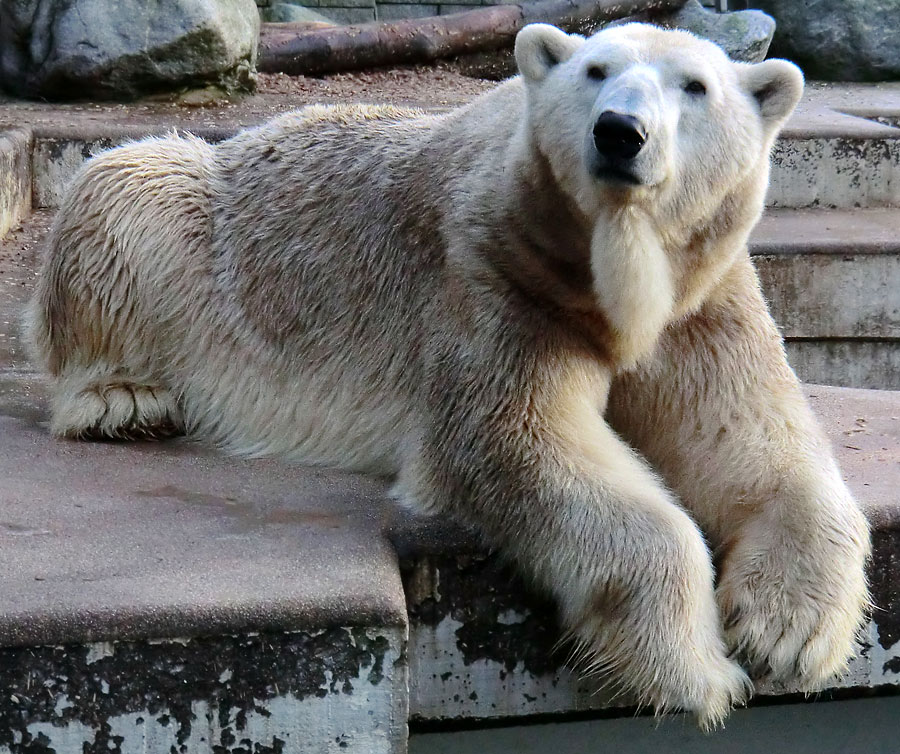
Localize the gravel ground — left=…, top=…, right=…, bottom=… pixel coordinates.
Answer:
left=0, top=211, right=49, bottom=373
left=0, top=66, right=497, bottom=135
left=256, top=67, right=495, bottom=106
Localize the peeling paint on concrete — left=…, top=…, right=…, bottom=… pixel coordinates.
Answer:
left=0, top=627, right=407, bottom=754
left=769, top=137, right=900, bottom=209
left=404, top=555, right=626, bottom=721
left=405, top=551, right=900, bottom=723
left=409, top=611, right=624, bottom=721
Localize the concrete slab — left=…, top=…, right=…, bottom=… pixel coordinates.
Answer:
left=785, top=341, right=900, bottom=392
left=751, top=208, right=900, bottom=256
left=0, top=414, right=407, bottom=646
left=0, top=128, right=31, bottom=239
left=783, top=83, right=900, bottom=139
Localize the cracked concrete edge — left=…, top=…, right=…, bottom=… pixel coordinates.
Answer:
left=0, top=626, right=409, bottom=754
left=0, top=127, right=32, bottom=239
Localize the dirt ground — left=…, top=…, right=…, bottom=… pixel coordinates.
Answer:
left=0, top=211, right=50, bottom=373
left=0, top=66, right=495, bottom=284
left=0, top=67, right=496, bottom=136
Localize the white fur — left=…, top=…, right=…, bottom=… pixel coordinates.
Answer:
left=28, top=24, right=867, bottom=728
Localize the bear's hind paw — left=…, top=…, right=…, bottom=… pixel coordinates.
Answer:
left=52, top=380, right=184, bottom=441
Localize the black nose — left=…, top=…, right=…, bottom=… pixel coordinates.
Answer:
left=593, top=111, right=646, bottom=161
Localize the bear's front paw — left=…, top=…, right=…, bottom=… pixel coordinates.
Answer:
left=717, top=502, right=870, bottom=689
left=574, top=608, right=750, bottom=729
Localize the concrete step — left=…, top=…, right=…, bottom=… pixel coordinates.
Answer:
left=2, top=84, right=899, bottom=211
left=749, top=208, right=900, bottom=389
left=767, top=83, right=900, bottom=209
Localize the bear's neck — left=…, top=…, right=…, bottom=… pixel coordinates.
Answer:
left=494, top=130, right=765, bottom=370
left=492, top=146, right=598, bottom=313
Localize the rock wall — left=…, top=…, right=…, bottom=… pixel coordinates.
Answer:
left=0, top=0, right=260, bottom=101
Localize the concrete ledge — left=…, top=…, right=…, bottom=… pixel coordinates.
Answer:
left=751, top=208, right=900, bottom=256
left=0, top=128, right=32, bottom=239
left=0, top=416, right=408, bottom=647
left=0, top=628, right=407, bottom=754
left=768, top=135, right=900, bottom=209
left=785, top=341, right=900, bottom=392
left=4, top=83, right=898, bottom=212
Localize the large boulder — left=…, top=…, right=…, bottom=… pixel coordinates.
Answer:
left=0, top=0, right=260, bottom=101
left=749, top=0, right=900, bottom=81
left=657, top=0, right=775, bottom=63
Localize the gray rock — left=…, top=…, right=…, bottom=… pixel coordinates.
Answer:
left=261, top=3, right=336, bottom=23
left=749, top=0, right=900, bottom=81
left=0, top=0, right=260, bottom=101
left=655, top=0, right=776, bottom=63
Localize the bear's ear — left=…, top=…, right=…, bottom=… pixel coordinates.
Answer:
left=740, top=59, right=805, bottom=128
left=515, top=24, right=582, bottom=83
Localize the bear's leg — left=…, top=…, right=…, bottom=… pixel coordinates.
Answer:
left=50, top=366, right=184, bottom=441
left=607, top=255, right=870, bottom=689
left=399, top=349, right=749, bottom=727
left=28, top=243, right=184, bottom=441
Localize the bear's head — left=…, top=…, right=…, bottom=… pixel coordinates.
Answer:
left=512, top=23, right=803, bottom=366
left=514, top=22, right=803, bottom=222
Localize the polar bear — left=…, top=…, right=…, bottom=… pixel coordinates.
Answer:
left=29, top=23, right=870, bottom=726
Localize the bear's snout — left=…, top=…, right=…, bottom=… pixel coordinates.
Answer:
left=592, top=111, right=646, bottom=162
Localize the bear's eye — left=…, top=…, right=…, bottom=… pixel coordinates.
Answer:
left=684, top=80, right=707, bottom=96
left=586, top=65, right=607, bottom=82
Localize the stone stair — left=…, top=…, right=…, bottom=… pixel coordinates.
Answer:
left=751, top=83, right=900, bottom=389
left=0, top=83, right=898, bottom=753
